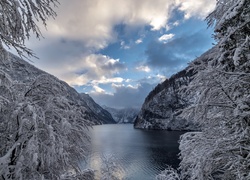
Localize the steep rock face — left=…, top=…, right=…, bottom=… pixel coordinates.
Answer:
left=103, top=106, right=139, bottom=124
left=134, top=48, right=217, bottom=130
left=0, top=52, right=112, bottom=125
left=81, top=94, right=116, bottom=124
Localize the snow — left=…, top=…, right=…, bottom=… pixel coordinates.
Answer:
left=0, top=51, right=103, bottom=179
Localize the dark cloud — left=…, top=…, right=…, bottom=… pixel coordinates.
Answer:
left=89, top=82, right=156, bottom=109
left=145, top=29, right=214, bottom=71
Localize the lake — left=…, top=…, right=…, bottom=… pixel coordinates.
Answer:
left=84, top=124, right=185, bottom=180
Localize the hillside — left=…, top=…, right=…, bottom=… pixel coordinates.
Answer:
left=134, top=47, right=217, bottom=130
left=81, top=94, right=116, bottom=124
left=0, top=52, right=115, bottom=125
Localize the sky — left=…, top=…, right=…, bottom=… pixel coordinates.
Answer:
left=23, top=0, right=216, bottom=109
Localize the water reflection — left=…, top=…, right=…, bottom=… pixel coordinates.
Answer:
left=85, top=124, right=185, bottom=180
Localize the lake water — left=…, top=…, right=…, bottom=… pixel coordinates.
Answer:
left=84, top=124, right=185, bottom=180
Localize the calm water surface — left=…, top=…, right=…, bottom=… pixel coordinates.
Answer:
left=84, top=124, right=185, bottom=180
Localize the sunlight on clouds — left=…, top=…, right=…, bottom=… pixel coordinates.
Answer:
left=156, top=74, right=167, bottom=82
left=136, top=66, right=151, bottom=73
left=111, top=83, right=124, bottom=88
left=89, top=81, right=156, bottom=108
left=135, top=38, right=143, bottom=44
left=41, top=0, right=216, bottom=51
left=150, top=16, right=168, bottom=31
left=176, top=0, right=216, bottom=19
left=93, top=85, right=106, bottom=94
left=143, top=74, right=166, bottom=84
left=127, top=84, right=140, bottom=89
left=92, top=77, right=124, bottom=84
left=52, top=54, right=126, bottom=86
left=43, top=0, right=176, bottom=50
left=158, top=34, right=175, bottom=42
left=125, top=79, right=132, bottom=83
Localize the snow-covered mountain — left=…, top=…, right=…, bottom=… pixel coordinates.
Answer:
left=103, top=106, right=139, bottom=124
left=134, top=47, right=217, bottom=130
left=81, top=94, right=116, bottom=124
left=0, top=52, right=114, bottom=125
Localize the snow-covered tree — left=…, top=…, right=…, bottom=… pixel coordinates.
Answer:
left=0, top=50, right=95, bottom=179
left=155, top=166, right=180, bottom=180
left=179, top=0, right=250, bottom=179
left=100, top=155, right=122, bottom=180
left=0, top=0, right=58, bottom=57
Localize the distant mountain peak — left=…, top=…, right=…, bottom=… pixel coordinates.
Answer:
left=103, top=106, right=140, bottom=124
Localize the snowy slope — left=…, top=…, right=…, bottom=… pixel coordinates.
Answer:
left=103, top=106, right=139, bottom=124
left=134, top=47, right=217, bottom=130
left=0, top=52, right=113, bottom=125
left=81, top=94, right=116, bottom=124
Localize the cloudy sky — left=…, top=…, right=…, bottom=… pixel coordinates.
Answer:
left=25, top=0, right=216, bottom=109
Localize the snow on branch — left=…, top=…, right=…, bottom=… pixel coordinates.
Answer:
left=0, top=0, right=59, bottom=57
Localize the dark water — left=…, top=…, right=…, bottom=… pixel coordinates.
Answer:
left=85, top=124, right=185, bottom=180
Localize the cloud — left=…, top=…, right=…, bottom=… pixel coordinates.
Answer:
left=120, top=41, right=130, bottom=49
left=42, top=0, right=178, bottom=50
left=176, top=0, right=216, bottom=19
left=89, top=82, right=156, bottom=108
left=67, top=54, right=127, bottom=86
left=88, top=73, right=166, bottom=108
left=33, top=44, right=127, bottom=86
left=158, top=33, right=175, bottom=42
left=135, top=38, right=143, bottom=44
left=93, top=85, right=106, bottom=94
left=42, top=0, right=216, bottom=50
left=138, top=74, right=167, bottom=84
left=92, top=77, right=124, bottom=85
left=145, top=29, right=214, bottom=74
left=135, top=65, right=151, bottom=72
left=29, top=0, right=216, bottom=87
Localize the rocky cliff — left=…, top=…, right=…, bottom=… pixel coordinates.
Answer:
left=134, top=48, right=217, bottom=130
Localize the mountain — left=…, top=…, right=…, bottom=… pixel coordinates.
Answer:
left=134, top=47, right=217, bottom=130
left=103, top=106, right=139, bottom=124
left=0, top=52, right=113, bottom=125
left=0, top=51, right=100, bottom=179
left=81, top=94, right=116, bottom=124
